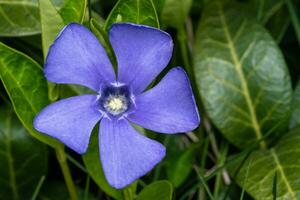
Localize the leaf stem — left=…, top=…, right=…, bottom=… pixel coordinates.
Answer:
left=122, top=187, right=134, bottom=200
left=213, top=143, right=228, bottom=199
left=55, top=147, right=78, bottom=200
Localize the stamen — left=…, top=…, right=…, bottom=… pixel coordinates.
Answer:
left=103, top=95, right=128, bottom=116
left=99, top=84, right=133, bottom=117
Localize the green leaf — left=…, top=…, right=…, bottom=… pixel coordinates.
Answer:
left=59, top=0, right=87, bottom=24
left=152, top=0, right=166, bottom=16
left=166, top=141, right=196, bottom=188
left=0, top=0, right=40, bottom=36
left=0, top=107, right=48, bottom=199
left=137, top=180, right=173, bottom=200
left=104, top=0, right=160, bottom=31
left=0, top=0, right=78, bottom=37
left=194, top=1, right=292, bottom=149
left=39, top=0, right=87, bottom=57
left=232, top=127, right=300, bottom=199
left=289, top=81, right=300, bottom=129
left=0, top=42, right=61, bottom=148
left=82, top=128, right=123, bottom=200
left=161, top=0, right=192, bottom=28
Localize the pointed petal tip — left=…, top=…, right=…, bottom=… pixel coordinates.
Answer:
left=128, top=66, right=200, bottom=133
left=34, top=113, right=88, bottom=155
left=172, top=66, right=201, bottom=131
left=33, top=95, right=101, bottom=155
left=99, top=119, right=166, bottom=189
left=108, top=22, right=173, bottom=93
left=44, top=22, right=115, bottom=91
left=107, top=144, right=166, bottom=189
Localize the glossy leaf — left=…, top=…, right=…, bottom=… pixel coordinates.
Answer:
left=289, top=81, right=300, bottom=129
left=233, top=127, right=300, bottom=199
left=0, top=0, right=40, bottom=36
left=161, top=0, right=192, bottom=28
left=152, top=0, right=166, bottom=15
left=0, top=0, right=65, bottom=37
left=59, top=0, right=87, bottom=24
left=0, top=108, right=47, bottom=199
left=82, top=128, right=123, bottom=200
left=194, top=1, right=292, bottom=148
left=104, top=0, right=160, bottom=31
left=137, top=180, right=173, bottom=200
left=0, top=42, right=61, bottom=148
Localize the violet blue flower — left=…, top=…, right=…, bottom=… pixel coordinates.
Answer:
left=34, top=23, right=200, bottom=188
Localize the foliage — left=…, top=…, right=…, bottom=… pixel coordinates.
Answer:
left=0, top=0, right=300, bottom=199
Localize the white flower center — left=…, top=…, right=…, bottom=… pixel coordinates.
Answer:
left=103, top=95, right=128, bottom=115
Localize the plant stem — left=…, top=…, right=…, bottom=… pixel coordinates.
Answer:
left=177, top=26, right=196, bottom=92
left=213, top=143, right=228, bottom=199
left=194, top=166, right=215, bottom=200
left=55, top=147, right=78, bottom=200
left=122, top=187, right=134, bottom=200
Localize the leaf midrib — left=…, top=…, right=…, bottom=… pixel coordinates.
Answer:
left=270, top=149, right=297, bottom=199
left=218, top=2, right=266, bottom=149
left=0, top=60, right=39, bottom=114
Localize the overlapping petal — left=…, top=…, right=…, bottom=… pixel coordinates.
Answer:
left=34, top=95, right=102, bottom=154
left=128, top=67, right=200, bottom=133
left=45, top=23, right=115, bottom=92
left=109, top=23, right=173, bottom=94
left=99, top=118, right=166, bottom=189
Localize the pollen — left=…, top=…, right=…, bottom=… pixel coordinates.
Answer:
left=104, top=95, right=128, bottom=115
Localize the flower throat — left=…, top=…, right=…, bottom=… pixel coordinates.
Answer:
left=99, top=84, right=131, bottom=116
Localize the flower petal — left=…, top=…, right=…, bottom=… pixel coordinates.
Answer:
left=34, top=95, right=102, bottom=154
left=99, top=118, right=165, bottom=189
left=109, top=23, right=173, bottom=94
left=128, top=67, right=200, bottom=133
left=45, top=23, right=115, bottom=92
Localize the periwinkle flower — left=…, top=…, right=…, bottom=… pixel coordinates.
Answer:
left=34, top=23, right=200, bottom=188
